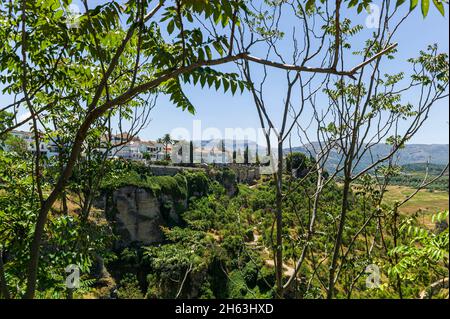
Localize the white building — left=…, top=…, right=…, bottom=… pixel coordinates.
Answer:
left=108, top=134, right=170, bottom=161
left=7, top=130, right=173, bottom=162
left=193, top=146, right=233, bottom=164
left=9, top=130, right=59, bottom=158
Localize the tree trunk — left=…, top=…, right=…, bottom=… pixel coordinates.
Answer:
left=24, top=129, right=88, bottom=299
left=275, top=140, right=284, bottom=298
left=327, top=175, right=351, bottom=299
left=0, top=249, right=11, bottom=299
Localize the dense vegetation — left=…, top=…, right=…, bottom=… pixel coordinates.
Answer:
left=104, top=162, right=448, bottom=299
left=0, top=0, right=448, bottom=300
left=386, top=163, right=449, bottom=191
left=0, top=137, right=448, bottom=299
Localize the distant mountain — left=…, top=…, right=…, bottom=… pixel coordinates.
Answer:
left=284, top=144, right=449, bottom=173
left=401, top=163, right=449, bottom=175
left=195, top=140, right=448, bottom=172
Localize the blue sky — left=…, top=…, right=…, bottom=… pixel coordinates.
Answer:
left=140, top=4, right=449, bottom=145
left=2, top=1, right=449, bottom=145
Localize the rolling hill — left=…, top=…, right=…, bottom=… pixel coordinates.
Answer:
left=285, top=143, right=449, bottom=173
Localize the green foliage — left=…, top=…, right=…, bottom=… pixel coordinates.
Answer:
left=184, top=170, right=211, bottom=198
left=0, top=150, right=114, bottom=298
left=2, top=134, right=29, bottom=157
left=227, top=270, right=249, bottom=298
left=227, top=268, right=272, bottom=299
left=0, top=151, right=40, bottom=297
left=389, top=211, right=449, bottom=283
left=0, top=145, right=117, bottom=298
left=257, top=266, right=276, bottom=293
left=100, top=162, right=190, bottom=200
left=143, top=227, right=218, bottom=298
left=344, top=0, right=448, bottom=16
left=152, top=160, right=171, bottom=166
left=242, top=261, right=259, bottom=288
left=409, top=45, right=449, bottom=91
left=0, top=0, right=253, bottom=298
left=0, top=0, right=447, bottom=300
left=285, top=152, right=312, bottom=176
left=117, top=274, right=144, bottom=299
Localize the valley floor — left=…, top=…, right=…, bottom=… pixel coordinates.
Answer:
left=383, top=186, right=449, bottom=228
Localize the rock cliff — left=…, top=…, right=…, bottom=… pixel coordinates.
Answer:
left=96, top=186, right=187, bottom=247
left=96, top=169, right=240, bottom=247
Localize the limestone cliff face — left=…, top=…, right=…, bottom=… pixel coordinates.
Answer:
left=96, top=186, right=187, bottom=247
left=228, top=165, right=260, bottom=186
left=96, top=168, right=242, bottom=248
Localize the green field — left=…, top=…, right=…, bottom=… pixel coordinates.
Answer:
left=383, top=186, right=449, bottom=227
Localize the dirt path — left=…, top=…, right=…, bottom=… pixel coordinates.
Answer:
left=246, top=229, right=296, bottom=277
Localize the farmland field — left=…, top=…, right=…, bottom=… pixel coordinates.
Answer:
left=383, top=186, right=449, bottom=227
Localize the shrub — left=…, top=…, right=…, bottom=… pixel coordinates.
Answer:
left=286, top=152, right=309, bottom=171
left=184, top=171, right=210, bottom=198
left=257, top=266, right=275, bottom=292
left=152, top=160, right=171, bottom=166
left=117, top=274, right=144, bottom=299
left=227, top=271, right=249, bottom=299
left=242, top=262, right=259, bottom=288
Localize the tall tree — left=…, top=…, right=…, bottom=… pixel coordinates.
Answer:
left=0, top=0, right=248, bottom=298
left=237, top=0, right=448, bottom=298
left=158, top=133, right=174, bottom=160
left=0, top=0, right=447, bottom=299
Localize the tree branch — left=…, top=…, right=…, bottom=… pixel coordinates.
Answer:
left=242, top=43, right=397, bottom=79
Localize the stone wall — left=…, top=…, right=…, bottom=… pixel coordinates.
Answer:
left=147, top=165, right=202, bottom=177
left=148, top=164, right=260, bottom=185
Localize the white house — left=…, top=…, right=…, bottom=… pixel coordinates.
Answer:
left=9, top=130, right=60, bottom=158
left=107, top=134, right=170, bottom=161
left=7, top=130, right=174, bottom=162
left=192, top=146, right=233, bottom=164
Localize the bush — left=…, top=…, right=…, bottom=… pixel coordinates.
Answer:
left=222, top=235, right=244, bottom=260
left=242, top=262, right=259, bottom=288
left=286, top=152, right=315, bottom=178
left=101, top=171, right=188, bottom=201
left=257, top=266, right=275, bottom=292
left=117, top=274, right=144, bottom=299
left=184, top=171, right=210, bottom=198
left=244, top=228, right=255, bottom=242
left=227, top=271, right=249, bottom=299
left=152, top=160, right=171, bottom=166
left=198, top=280, right=215, bottom=299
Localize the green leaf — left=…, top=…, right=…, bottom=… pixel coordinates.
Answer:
left=422, top=0, right=430, bottom=16
left=167, top=20, right=175, bottom=35
left=230, top=81, right=237, bottom=95
left=396, top=0, right=407, bottom=8
left=222, top=78, right=230, bottom=92
left=432, top=0, right=445, bottom=15
left=348, top=0, right=359, bottom=8
left=213, top=41, right=224, bottom=56
left=205, top=46, right=212, bottom=60
left=305, top=0, right=316, bottom=12
left=410, top=0, right=419, bottom=10
left=54, top=9, right=64, bottom=20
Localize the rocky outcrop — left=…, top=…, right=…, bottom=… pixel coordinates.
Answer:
left=96, top=186, right=187, bottom=247
left=148, top=165, right=203, bottom=177
left=96, top=168, right=242, bottom=248
left=229, top=165, right=261, bottom=185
